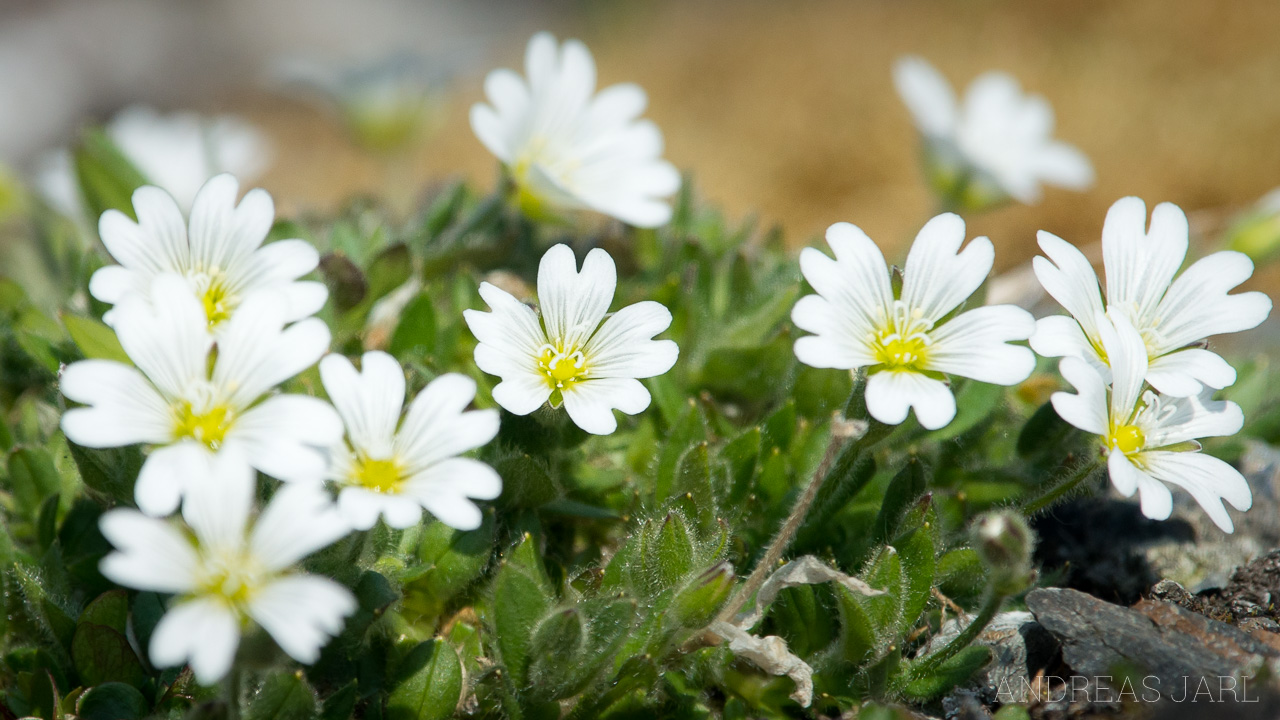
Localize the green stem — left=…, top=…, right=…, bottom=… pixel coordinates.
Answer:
left=1020, top=456, right=1104, bottom=515
left=715, top=417, right=888, bottom=624
left=224, top=666, right=242, bottom=720
left=907, top=587, right=1003, bottom=680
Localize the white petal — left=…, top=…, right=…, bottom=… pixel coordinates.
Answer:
left=248, top=575, right=355, bottom=663
left=1029, top=315, right=1096, bottom=363
left=99, top=509, right=198, bottom=593
left=470, top=103, right=512, bottom=163
left=215, top=299, right=330, bottom=408
left=892, top=56, right=957, bottom=137
left=149, top=598, right=240, bottom=684
left=1143, top=392, right=1243, bottom=449
left=134, top=441, right=210, bottom=517
left=560, top=377, right=651, bottom=435
left=396, top=373, right=498, bottom=471
left=98, top=186, right=189, bottom=278
left=1134, top=470, right=1174, bottom=521
left=537, top=245, right=615, bottom=350
left=320, top=352, right=405, bottom=458
left=582, top=301, right=678, bottom=379
left=111, top=274, right=212, bottom=398
left=1101, top=198, right=1188, bottom=327
left=1107, top=449, right=1140, bottom=497
left=796, top=222, right=892, bottom=352
left=1033, top=141, right=1094, bottom=190
left=250, top=483, right=349, bottom=571
left=925, top=305, right=1036, bottom=385
left=187, top=175, right=272, bottom=273
left=1032, top=230, right=1105, bottom=343
left=60, top=360, right=173, bottom=447
left=88, top=265, right=142, bottom=305
left=1146, top=349, right=1237, bottom=397
left=1141, top=451, right=1252, bottom=533
left=1050, top=357, right=1109, bottom=436
left=864, top=370, right=956, bottom=430
left=180, top=449, right=255, bottom=550
left=1096, top=312, right=1148, bottom=420
left=337, top=487, right=394, bottom=531
left=1150, top=250, right=1271, bottom=352
left=466, top=282, right=545, bottom=352
left=491, top=371, right=554, bottom=416
left=404, top=457, right=503, bottom=503
left=901, top=214, right=993, bottom=323
left=230, top=395, right=342, bottom=482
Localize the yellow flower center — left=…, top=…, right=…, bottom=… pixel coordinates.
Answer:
left=195, top=548, right=264, bottom=610
left=173, top=402, right=233, bottom=450
left=194, top=269, right=236, bottom=328
left=870, top=302, right=933, bottom=372
left=539, top=344, right=588, bottom=388
left=1109, top=424, right=1146, bottom=455
left=353, top=457, right=405, bottom=494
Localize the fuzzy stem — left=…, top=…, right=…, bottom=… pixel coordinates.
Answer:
left=716, top=418, right=881, bottom=624
left=1020, top=456, right=1104, bottom=516
left=906, top=587, right=1003, bottom=680
left=224, top=666, right=242, bottom=720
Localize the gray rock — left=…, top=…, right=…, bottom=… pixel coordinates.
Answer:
left=1026, top=587, right=1280, bottom=697
left=924, top=611, right=1056, bottom=703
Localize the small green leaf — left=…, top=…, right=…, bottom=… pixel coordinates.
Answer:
left=495, top=453, right=558, bottom=509
left=901, top=645, right=992, bottom=701
left=387, top=639, right=462, bottom=720
left=389, top=293, right=437, bottom=360
left=835, top=584, right=878, bottom=666
left=490, top=557, right=552, bottom=685
left=72, top=593, right=148, bottom=688
left=669, top=562, right=734, bottom=629
left=870, top=457, right=928, bottom=548
left=654, top=399, right=706, bottom=503
left=77, top=682, right=148, bottom=720
left=649, top=512, right=695, bottom=591
left=8, top=447, right=62, bottom=520
left=63, top=314, right=130, bottom=364
left=669, top=442, right=716, bottom=532
left=526, top=608, right=587, bottom=700
left=894, top=527, right=935, bottom=637
left=319, top=253, right=367, bottom=313
left=318, top=681, right=358, bottom=720
left=73, top=129, right=148, bottom=220
left=67, top=441, right=142, bottom=506
left=1017, top=400, right=1077, bottom=458
left=246, top=671, right=317, bottom=720
left=860, top=546, right=903, bottom=639
left=365, top=244, right=413, bottom=303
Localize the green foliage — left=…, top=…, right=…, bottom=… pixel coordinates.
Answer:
left=4, top=166, right=1274, bottom=720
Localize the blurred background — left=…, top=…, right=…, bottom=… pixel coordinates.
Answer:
left=2, top=0, right=1279, bottom=304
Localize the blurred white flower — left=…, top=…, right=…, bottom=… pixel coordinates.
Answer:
left=60, top=274, right=341, bottom=516
left=792, top=214, right=1036, bottom=430
left=1031, top=197, right=1271, bottom=397
left=36, top=105, right=271, bottom=218
left=1051, top=312, right=1250, bottom=533
left=893, top=56, right=1093, bottom=206
left=470, top=32, right=680, bottom=228
left=319, top=351, right=501, bottom=531
left=99, top=451, right=354, bottom=684
left=90, top=174, right=327, bottom=333
left=464, top=243, right=678, bottom=435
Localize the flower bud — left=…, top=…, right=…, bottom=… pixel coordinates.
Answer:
left=970, top=511, right=1035, bottom=595
left=670, top=561, right=736, bottom=629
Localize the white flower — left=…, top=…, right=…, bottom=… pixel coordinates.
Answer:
left=99, top=450, right=355, bottom=684
left=1051, top=311, right=1250, bottom=533
left=319, top=351, right=502, bottom=531
left=1031, top=197, right=1272, bottom=397
left=35, top=105, right=271, bottom=218
left=463, top=243, right=678, bottom=435
left=893, top=56, right=1093, bottom=205
left=60, top=273, right=341, bottom=516
left=89, top=173, right=327, bottom=333
left=792, top=214, right=1036, bottom=430
left=470, top=32, right=680, bottom=228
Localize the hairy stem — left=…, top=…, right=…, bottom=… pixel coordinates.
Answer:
left=716, top=417, right=880, bottom=624
left=1020, top=456, right=1104, bottom=515
left=906, top=587, right=1004, bottom=680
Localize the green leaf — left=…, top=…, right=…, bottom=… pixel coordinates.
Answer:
left=648, top=512, right=695, bottom=592
left=860, top=546, right=903, bottom=639
left=62, top=314, right=130, bottom=364
left=73, top=129, right=148, bottom=220
left=77, top=682, right=148, bottom=720
left=654, top=399, right=706, bottom=503
left=670, top=562, right=734, bottom=629
left=495, top=453, right=558, bottom=509
left=72, top=590, right=148, bottom=688
left=246, top=672, right=317, bottom=720
left=1017, top=400, right=1077, bottom=458
left=319, top=252, right=367, bottom=313
left=365, top=244, right=413, bottom=303
left=407, top=514, right=494, bottom=612
left=8, top=447, right=62, bottom=520
left=894, top=526, right=936, bottom=637
left=387, top=639, right=462, bottom=720
left=37, top=493, right=60, bottom=551
left=318, top=681, right=358, bottom=720
left=935, top=548, right=985, bottom=606
left=490, top=557, right=552, bottom=685
left=388, top=293, right=437, bottom=360
left=900, top=645, right=991, bottom=701
left=526, top=608, right=586, bottom=700
left=930, top=379, right=1003, bottom=441
left=870, top=457, right=928, bottom=548
left=67, top=441, right=142, bottom=506
left=835, top=584, right=878, bottom=666
left=668, top=442, right=715, bottom=532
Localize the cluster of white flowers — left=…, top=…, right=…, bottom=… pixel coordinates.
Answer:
left=46, top=30, right=1272, bottom=688
left=1033, top=198, right=1271, bottom=532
